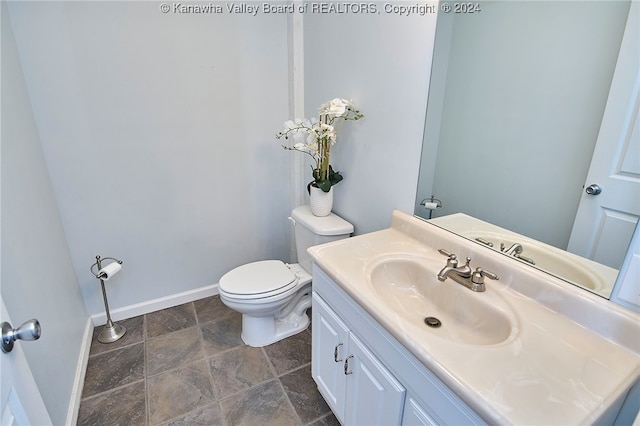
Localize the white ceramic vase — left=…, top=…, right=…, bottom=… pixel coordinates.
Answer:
left=309, top=186, right=333, bottom=216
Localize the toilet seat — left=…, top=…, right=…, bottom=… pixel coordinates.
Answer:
left=219, top=260, right=298, bottom=300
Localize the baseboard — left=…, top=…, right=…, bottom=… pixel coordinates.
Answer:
left=67, top=285, right=219, bottom=423
left=66, top=317, right=94, bottom=426
left=90, top=284, right=219, bottom=325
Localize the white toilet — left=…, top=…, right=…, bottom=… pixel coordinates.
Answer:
left=219, top=205, right=353, bottom=347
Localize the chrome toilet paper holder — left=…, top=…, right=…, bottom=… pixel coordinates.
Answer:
left=90, top=255, right=126, bottom=343
left=419, top=195, right=443, bottom=219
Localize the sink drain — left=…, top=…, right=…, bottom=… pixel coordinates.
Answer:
left=424, top=316, right=442, bottom=328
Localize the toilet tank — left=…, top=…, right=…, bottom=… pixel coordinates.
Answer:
left=291, top=205, right=354, bottom=273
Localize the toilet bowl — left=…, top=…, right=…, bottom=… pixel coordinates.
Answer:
left=219, top=206, right=353, bottom=347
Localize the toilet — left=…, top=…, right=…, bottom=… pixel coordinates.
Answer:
left=219, top=205, right=353, bottom=347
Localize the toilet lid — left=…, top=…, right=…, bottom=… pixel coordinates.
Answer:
left=219, top=260, right=297, bottom=297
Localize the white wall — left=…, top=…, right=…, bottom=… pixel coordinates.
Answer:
left=303, top=8, right=437, bottom=234
left=1, top=5, right=89, bottom=423
left=8, top=2, right=292, bottom=315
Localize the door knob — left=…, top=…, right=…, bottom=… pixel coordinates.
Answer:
left=585, top=184, right=602, bottom=195
left=1, top=319, right=41, bottom=353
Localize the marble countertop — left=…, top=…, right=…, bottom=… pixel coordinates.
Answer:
left=308, top=210, right=640, bottom=425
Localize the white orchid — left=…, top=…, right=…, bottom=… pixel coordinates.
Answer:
left=307, top=122, right=336, bottom=145
left=276, top=98, right=363, bottom=192
left=319, top=98, right=354, bottom=119
left=293, top=142, right=307, bottom=151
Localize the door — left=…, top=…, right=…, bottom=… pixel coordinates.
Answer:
left=568, top=2, right=640, bottom=268
left=344, top=334, right=405, bottom=426
left=311, top=293, right=349, bottom=423
left=0, top=298, right=51, bottom=425
left=402, top=397, right=439, bottom=426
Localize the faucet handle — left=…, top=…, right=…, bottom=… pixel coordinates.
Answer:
left=471, top=267, right=499, bottom=284
left=438, top=249, right=458, bottom=267
left=438, top=249, right=454, bottom=258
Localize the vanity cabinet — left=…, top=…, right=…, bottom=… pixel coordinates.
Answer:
left=311, top=265, right=485, bottom=426
left=312, top=293, right=405, bottom=425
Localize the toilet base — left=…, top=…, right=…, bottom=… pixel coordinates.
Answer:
left=241, top=307, right=310, bottom=347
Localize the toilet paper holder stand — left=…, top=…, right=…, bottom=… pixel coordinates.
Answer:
left=419, top=195, right=443, bottom=219
left=90, top=255, right=126, bottom=343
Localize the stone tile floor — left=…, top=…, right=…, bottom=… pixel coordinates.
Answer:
left=78, top=295, right=338, bottom=426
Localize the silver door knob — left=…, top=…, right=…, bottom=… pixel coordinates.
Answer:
left=585, top=184, right=602, bottom=195
left=1, top=319, right=41, bottom=353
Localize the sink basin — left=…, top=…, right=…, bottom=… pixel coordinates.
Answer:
left=365, top=255, right=518, bottom=346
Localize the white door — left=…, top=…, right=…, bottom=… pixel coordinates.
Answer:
left=344, top=334, right=405, bottom=426
left=402, top=397, right=439, bottom=426
left=311, top=293, right=349, bottom=423
left=568, top=2, right=640, bottom=269
left=0, top=298, right=51, bottom=426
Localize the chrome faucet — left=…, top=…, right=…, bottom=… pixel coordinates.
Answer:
left=437, top=249, right=472, bottom=281
left=501, top=242, right=522, bottom=256
left=500, top=242, right=536, bottom=265
left=437, top=249, right=498, bottom=292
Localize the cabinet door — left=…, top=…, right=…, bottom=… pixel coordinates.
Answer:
left=344, top=334, right=406, bottom=426
left=312, top=293, right=349, bottom=422
left=402, top=397, right=439, bottom=426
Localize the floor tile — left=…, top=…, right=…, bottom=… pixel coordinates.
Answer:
left=80, top=297, right=333, bottom=426
left=208, top=345, right=275, bottom=399
left=147, top=360, right=216, bottom=425
left=194, top=295, right=235, bottom=324
left=219, top=379, right=300, bottom=425
left=77, top=380, right=146, bottom=426
left=158, top=403, right=223, bottom=426
left=146, top=302, right=197, bottom=338
left=306, top=412, right=341, bottom=426
left=89, top=316, right=145, bottom=356
left=280, top=365, right=331, bottom=424
left=146, top=326, right=204, bottom=376
left=82, top=343, right=145, bottom=398
left=200, top=313, right=244, bottom=356
left=263, top=325, right=312, bottom=375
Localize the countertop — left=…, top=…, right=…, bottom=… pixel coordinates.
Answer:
left=308, top=210, right=640, bottom=425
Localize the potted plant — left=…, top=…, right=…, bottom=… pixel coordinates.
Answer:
left=277, top=98, right=363, bottom=215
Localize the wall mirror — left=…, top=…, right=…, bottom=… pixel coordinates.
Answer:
left=415, top=0, right=639, bottom=299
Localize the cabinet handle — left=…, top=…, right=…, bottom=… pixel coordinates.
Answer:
left=334, top=343, right=343, bottom=362
left=344, top=355, right=354, bottom=375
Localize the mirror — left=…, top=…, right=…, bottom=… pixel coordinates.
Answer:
left=415, top=0, right=638, bottom=299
